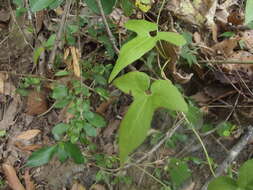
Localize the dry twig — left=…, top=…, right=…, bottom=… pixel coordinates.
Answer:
left=94, top=0, right=120, bottom=54
left=201, top=126, right=253, bottom=190
left=48, top=0, right=73, bottom=68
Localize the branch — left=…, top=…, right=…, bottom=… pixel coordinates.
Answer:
left=48, top=0, right=73, bottom=67
left=95, top=0, right=120, bottom=54
left=201, top=126, right=253, bottom=190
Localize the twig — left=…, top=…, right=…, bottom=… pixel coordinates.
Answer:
left=199, top=60, right=253, bottom=64
left=48, top=0, right=73, bottom=68
left=123, top=119, right=184, bottom=170
left=95, top=0, right=120, bottom=54
left=201, top=126, right=253, bottom=190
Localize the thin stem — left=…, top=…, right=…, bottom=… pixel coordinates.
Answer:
left=95, top=0, right=120, bottom=54
left=182, top=113, right=216, bottom=177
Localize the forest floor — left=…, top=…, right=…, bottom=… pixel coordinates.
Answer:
left=1, top=0, right=253, bottom=190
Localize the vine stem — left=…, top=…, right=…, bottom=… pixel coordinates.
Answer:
left=182, top=113, right=216, bottom=177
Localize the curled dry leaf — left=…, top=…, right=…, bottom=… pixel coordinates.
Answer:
left=212, top=36, right=240, bottom=57
left=2, top=163, right=25, bottom=190
left=70, top=46, right=81, bottom=78
left=16, top=129, right=41, bottom=141
left=26, top=90, right=48, bottom=116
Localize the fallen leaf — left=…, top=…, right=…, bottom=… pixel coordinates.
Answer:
left=24, top=170, right=35, bottom=190
left=0, top=73, right=8, bottom=94
left=26, top=90, right=48, bottom=116
left=212, top=36, right=240, bottom=57
left=16, top=129, right=41, bottom=141
left=96, top=96, right=117, bottom=115
left=90, top=184, right=106, bottom=190
left=14, top=142, right=43, bottom=151
left=70, top=46, right=81, bottom=78
left=2, top=163, right=25, bottom=190
left=71, top=181, right=86, bottom=190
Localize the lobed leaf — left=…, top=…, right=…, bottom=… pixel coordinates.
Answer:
left=155, top=32, right=186, bottom=46
left=119, top=94, right=154, bottom=163
left=113, top=71, right=150, bottom=97
left=150, top=80, right=188, bottom=112
left=124, top=19, right=157, bottom=35
left=109, top=36, right=157, bottom=82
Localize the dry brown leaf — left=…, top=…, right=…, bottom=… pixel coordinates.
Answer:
left=24, top=170, right=35, bottom=190
left=0, top=73, right=9, bottom=94
left=212, top=36, right=240, bottom=57
left=16, top=129, right=41, bottom=141
left=90, top=184, right=106, bottom=190
left=222, top=51, right=253, bottom=74
left=70, top=46, right=81, bottom=78
left=14, top=142, right=43, bottom=151
left=96, top=96, right=117, bottom=115
left=71, top=182, right=86, bottom=190
left=2, top=163, right=25, bottom=190
left=35, top=10, right=44, bottom=33
left=26, top=90, right=48, bottom=116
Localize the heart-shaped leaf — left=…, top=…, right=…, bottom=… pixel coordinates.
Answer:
left=119, top=94, right=154, bottom=163
left=113, top=71, right=150, bottom=97
left=114, top=71, right=188, bottom=163
left=150, top=80, right=188, bottom=112
left=109, top=20, right=186, bottom=82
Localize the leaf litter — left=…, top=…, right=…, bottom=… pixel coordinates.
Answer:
left=2, top=0, right=253, bottom=189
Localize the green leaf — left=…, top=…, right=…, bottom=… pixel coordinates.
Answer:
left=114, top=72, right=188, bottom=164
left=52, top=84, right=68, bottom=99
left=83, top=123, right=97, bottom=137
left=237, top=159, right=253, bottom=188
left=55, top=70, right=69, bottom=76
left=124, top=19, right=157, bottom=35
left=26, top=145, right=57, bottom=167
left=245, top=0, right=253, bottom=25
left=113, top=71, right=150, bottom=97
left=120, top=0, right=134, bottom=16
left=30, top=0, right=56, bottom=12
left=56, top=143, right=69, bottom=162
left=119, top=94, right=154, bottom=163
left=83, top=0, right=116, bottom=15
left=150, top=80, right=188, bottom=112
left=168, top=158, right=191, bottom=187
left=208, top=176, right=237, bottom=190
left=43, top=34, right=56, bottom=48
left=33, top=47, right=44, bottom=65
left=109, top=36, right=157, bottom=82
left=52, top=123, right=70, bottom=140
left=155, top=32, right=186, bottom=46
left=86, top=113, right=106, bottom=128
left=64, top=142, right=85, bottom=164
left=109, top=20, right=186, bottom=82
left=54, top=98, right=71, bottom=108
